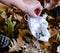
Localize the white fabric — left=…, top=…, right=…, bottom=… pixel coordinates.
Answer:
left=57, top=45, right=60, bottom=53
left=24, top=14, right=51, bottom=42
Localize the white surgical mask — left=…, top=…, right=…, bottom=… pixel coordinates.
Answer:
left=24, top=14, right=51, bottom=42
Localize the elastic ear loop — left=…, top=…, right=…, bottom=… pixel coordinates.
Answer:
left=24, top=14, right=31, bottom=23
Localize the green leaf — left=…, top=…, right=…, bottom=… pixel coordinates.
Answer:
left=5, top=16, right=16, bottom=38
left=23, top=33, right=33, bottom=45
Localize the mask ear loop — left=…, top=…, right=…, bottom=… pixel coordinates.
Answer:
left=24, top=14, right=31, bottom=23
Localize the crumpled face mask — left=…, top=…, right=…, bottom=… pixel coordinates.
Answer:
left=24, top=14, right=51, bottom=42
